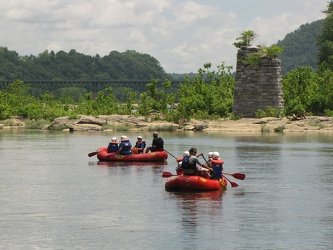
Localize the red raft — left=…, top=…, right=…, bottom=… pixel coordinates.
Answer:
left=96, top=147, right=168, bottom=162
left=164, top=174, right=227, bottom=192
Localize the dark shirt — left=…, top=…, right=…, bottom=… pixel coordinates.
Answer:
left=152, top=137, right=164, bottom=150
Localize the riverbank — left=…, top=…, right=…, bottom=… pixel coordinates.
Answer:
left=1, top=115, right=333, bottom=133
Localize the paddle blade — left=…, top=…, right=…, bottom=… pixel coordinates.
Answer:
left=162, top=172, right=174, bottom=178
left=224, top=172, right=246, bottom=180
left=229, top=181, right=239, bottom=187
left=88, top=151, right=98, bottom=157
left=224, top=176, right=239, bottom=187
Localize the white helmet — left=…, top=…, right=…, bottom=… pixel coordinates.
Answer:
left=208, top=152, right=213, bottom=158
left=120, top=135, right=127, bottom=140
left=111, top=137, right=117, bottom=142
left=213, top=151, right=220, bottom=159
left=137, top=136, right=142, bottom=139
left=183, top=151, right=190, bottom=157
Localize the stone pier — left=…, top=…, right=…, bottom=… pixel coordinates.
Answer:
left=233, top=46, right=284, bottom=117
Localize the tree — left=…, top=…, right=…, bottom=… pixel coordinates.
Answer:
left=282, top=66, right=321, bottom=115
left=233, top=30, right=257, bottom=48
left=317, top=1, right=333, bottom=71
left=176, top=62, right=234, bottom=120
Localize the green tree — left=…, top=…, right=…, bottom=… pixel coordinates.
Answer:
left=139, top=79, right=176, bottom=116
left=317, top=1, right=333, bottom=71
left=233, top=30, right=257, bottom=48
left=176, top=63, right=234, bottom=120
left=282, top=66, right=321, bottom=115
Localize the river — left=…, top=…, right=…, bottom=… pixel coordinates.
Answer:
left=1, top=130, right=333, bottom=249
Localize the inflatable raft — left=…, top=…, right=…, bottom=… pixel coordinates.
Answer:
left=96, top=147, right=168, bottom=162
left=164, top=174, right=227, bottom=192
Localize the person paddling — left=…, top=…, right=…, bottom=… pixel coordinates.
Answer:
left=207, top=151, right=224, bottom=180
left=181, top=147, right=210, bottom=177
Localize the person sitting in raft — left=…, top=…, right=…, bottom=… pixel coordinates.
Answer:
left=181, top=147, right=210, bottom=177
left=145, top=132, right=164, bottom=153
left=118, top=135, right=132, bottom=155
left=107, top=137, right=119, bottom=153
left=176, top=151, right=189, bottom=174
left=207, top=151, right=224, bottom=180
left=208, top=152, right=213, bottom=161
left=132, top=136, right=146, bottom=154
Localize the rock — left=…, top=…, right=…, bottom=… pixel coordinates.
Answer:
left=77, top=115, right=105, bottom=125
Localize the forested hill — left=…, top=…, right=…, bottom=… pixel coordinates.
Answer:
left=0, top=18, right=325, bottom=81
left=277, top=19, right=324, bottom=75
left=0, top=48, right=169, bottom=81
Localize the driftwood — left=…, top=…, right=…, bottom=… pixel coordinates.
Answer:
left=288, top=113, right=306, bottom=121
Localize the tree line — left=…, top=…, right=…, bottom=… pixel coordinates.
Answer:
left=1, top=1, right=333, bottom=123
left=0, top=49, right=170, bottom=81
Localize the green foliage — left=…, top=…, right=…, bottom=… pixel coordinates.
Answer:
left=0, top=48, right=169, bottom=81
left=261, top=45, right=284, bottom=59
left=325, top=109, right=333, bottom=116
left=77, top=87, right=118, bottom=116
left=176, top=62, right=234, bottom=120
left=25, top=120, right=51, bottom=129
left=244, top=53, right=261, bottom=66
left=2, top=59, right=333, bottom=125
left=277, top=20, right=323, bottom=74
left=317, top=2, right=333, bottom=72
left=138, top=79, right=176, bottom=118
left=282, top=66, right=323, bottom=115
left=244, top=45, right=284, bottom=66
left=255, top=106, right=283, bottom=118
left=233, top=30, right=257, bottom=48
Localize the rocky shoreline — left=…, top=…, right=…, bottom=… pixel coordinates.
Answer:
left=1, top=114, right=333, bottom=133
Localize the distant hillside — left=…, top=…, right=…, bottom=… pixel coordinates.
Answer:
left=0, top=19, right=326, bottom=82
left=277, top=19, right=324, bottom=75
left=0, top=48, right=170, bottom=81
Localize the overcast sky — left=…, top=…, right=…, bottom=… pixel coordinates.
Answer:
left=0, top=0, right=328, bottom=74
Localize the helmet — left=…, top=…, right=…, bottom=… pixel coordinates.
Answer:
left=137, top=136, right=142, bottom=139
left=120, top=135, right=127, bottom=140
left=153, top=132, right=158, bottom=137
left=213, top=151, right=220, bottom=160
left=183, top=151, right=190, bottom=157
left=111, top=137, right=117, bottom=142
left=208, top=152, right=213, bottom=158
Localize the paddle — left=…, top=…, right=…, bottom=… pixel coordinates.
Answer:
left=223, top=175, right=239, bottom=187
left=223, top=172, right=246, bottom=180
left=164, top=150, right=177, bottom=160
left=162, top=171, right=176, bottom=178
left=201, top=155, right=211, bottom=169
left=88, top=151, right=98, bottom=157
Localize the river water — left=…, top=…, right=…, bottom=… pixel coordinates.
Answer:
left=1, top=130, right=333, bottom=249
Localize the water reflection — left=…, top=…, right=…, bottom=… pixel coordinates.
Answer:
left=96, top=161, right=167, bottom=167
left=166, top=190, right=225, bottom=248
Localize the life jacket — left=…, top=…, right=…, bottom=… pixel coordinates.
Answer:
left=181, top=156, right=196, bottom=170
left=135, top=140, right=146, bottom=149
left=211, top=159, right=224, bottom=178
left=119, top=140, right=132, bottom=155
left=107, top=142, right=119, bottom=153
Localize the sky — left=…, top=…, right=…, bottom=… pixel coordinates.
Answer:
left=0, top=0, right=329, bottom=74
